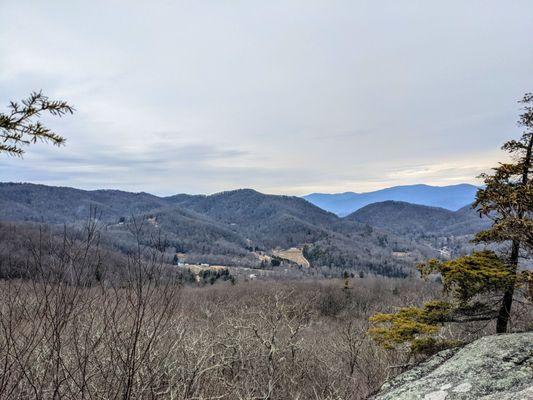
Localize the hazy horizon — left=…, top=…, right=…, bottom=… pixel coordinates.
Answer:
left=0, top=180, right=478, bottom=198
left=1, top=1, right=532, bottom=195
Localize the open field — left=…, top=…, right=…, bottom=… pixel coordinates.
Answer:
left=272, top=247, right=311, bottom=268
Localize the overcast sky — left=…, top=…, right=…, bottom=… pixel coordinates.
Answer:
left=1, top=1, right=532, bottom=196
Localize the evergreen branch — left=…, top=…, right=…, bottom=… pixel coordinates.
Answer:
left=0, top=92, right=73, bottom=156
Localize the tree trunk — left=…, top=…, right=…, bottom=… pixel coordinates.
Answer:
left=496, top=133, right=532, bottom=333
left=496, top=240, right=519, bottom=333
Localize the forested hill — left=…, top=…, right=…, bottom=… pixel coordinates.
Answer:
left=0, top=182, right=487, bottom=277
left=168, top=188, right=338, bottom=226
left=346, top=200, right=490, bottom=236
left=0, top=182, right=169, bottom=223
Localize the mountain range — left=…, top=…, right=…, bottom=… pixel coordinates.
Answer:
left=303, top=183, right=479, bottom=216
left=0, top=182, right=488, bottom=278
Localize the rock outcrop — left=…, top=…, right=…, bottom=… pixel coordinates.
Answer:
left=372, top=332, right=533, bottom=400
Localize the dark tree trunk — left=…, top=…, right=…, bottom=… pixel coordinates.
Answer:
left=496, top=240, right=519, bottom=333
left=496, top=133, right=532, bottom=333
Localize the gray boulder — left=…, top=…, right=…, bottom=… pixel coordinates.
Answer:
left=372, top=332, right=533, bottom=400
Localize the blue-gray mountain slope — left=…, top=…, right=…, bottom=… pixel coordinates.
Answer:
left=304, top=184, right=478, bottom=216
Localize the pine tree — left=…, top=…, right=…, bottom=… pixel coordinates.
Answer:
left=369, top=93, right=533, bottom=354
left=0, top=91, right=74, bottom=156
left=474, top=93, right=533, bottom=332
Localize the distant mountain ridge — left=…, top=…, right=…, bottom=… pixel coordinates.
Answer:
left=303, top=184, right=479, bottom=216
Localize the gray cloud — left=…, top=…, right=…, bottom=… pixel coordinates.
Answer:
left=0, top=0, right=532, bottom=195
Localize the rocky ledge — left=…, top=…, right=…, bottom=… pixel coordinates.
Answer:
left=372, top=332, right=533, bottom=400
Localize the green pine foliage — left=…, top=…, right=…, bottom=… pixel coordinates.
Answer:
left=198, top=268, right=235, bottom=285
left=368, top=300, right=460, bottom=356
left=419, top=251, right=513, bottom=304
left=474, top=93, right=533, bottom=245
left=0, top=91, right=73, bottom=156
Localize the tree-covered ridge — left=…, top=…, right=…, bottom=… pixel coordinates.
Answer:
left=0, top=183, right=433, bottom=277
left=346, top=200, right=490, bottom=236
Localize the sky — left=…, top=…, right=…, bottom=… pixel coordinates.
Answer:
left=1, top=1, right=532, bottom=196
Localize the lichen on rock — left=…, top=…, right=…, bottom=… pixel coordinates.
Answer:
left=371, top=332, right=533, bottom=400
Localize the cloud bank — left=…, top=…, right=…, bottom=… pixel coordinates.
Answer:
left=1, top=1, right=532, bottom=195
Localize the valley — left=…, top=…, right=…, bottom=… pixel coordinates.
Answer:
left=0, top=182, right=488, bottom=280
